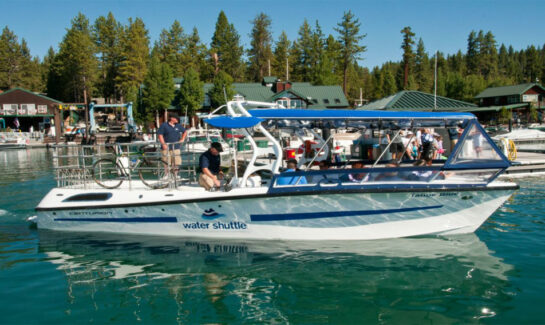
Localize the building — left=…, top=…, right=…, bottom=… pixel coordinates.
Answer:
left=357, top=90, right=477, bottom=112
left=473, top=83, right=545, bottom=123
left=178, top=77, right=349, bottom=111
left=0, top=88, right=61, bottom=132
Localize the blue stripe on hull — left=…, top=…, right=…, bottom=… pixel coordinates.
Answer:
left=250, top=205, right=443, bottom=222
left=54, top=217, right=178, bottom=223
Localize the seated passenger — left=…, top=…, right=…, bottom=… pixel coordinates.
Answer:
left=312, top=160, right=338, bottom=184
left=198, top=142, right=224, bottom=190
left=374, top=160, right=401, bottom=181
left=276, top=159, right=308, bottom=185
left=340, top=161, right=368, bottom=183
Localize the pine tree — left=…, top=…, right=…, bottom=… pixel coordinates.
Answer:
left=210, top=11, right=244, bottom=80
left=176, top=67, right=204, bottom=120
left=155, top=20, right=187, bottom=77
left=93, top=12, right=123, bottom=102
left=247, top=13, right=273, bottom=81
left=184, top=27, right=211, bottom=81
left=466, top=30, right=479, bottom=75
left=334, top=10, right=366, bottom=96
left=141, top=55, right=174, bottom=124
left=0, top=27, right=40, bottom=90
left=414, top=38, right=432, bottom=92
left=117, top=17, right=149, bottom=103
left=292, top=20, right=314, bottom=81
left=525, top=45, right=540, bottom=82
left=272, top=31, right=291, bottom=80
left=480, top=31, right=498, bottom=79
left=55, top=13, right=98, bottom=102
left=382, top=67, right=397, bottom=96
left=400, top=26, right=415, bottom=89
left=208, top=70, right=234, bottom=108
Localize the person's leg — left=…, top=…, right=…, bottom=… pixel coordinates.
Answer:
left=199, top=173, right=215, bottom=190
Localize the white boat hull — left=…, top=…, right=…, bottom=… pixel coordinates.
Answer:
left=35, top=184, right=516, bottom=240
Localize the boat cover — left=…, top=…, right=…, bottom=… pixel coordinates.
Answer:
left=248, top=109, right=476, bottom=121
left=203, top=116, right=264, bottom=128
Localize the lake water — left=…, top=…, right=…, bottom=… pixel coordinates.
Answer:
left=0, top=149, right=544, bottom=324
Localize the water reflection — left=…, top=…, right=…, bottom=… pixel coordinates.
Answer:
left=37, top=231, right=514, bottom=323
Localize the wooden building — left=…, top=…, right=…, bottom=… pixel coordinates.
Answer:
left=0, top=88, right=62, bottom=132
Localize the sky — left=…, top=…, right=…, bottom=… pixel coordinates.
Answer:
left=1, top=0, right=545, bottom=69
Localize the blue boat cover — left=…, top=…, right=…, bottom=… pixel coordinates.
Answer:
left=203, top=116, right=264, bottom=128
left=248, top=109, right=476, bottom=121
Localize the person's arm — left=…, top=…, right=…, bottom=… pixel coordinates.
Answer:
left=158, top=134, right=168, bottom=151
left=180, top=129, right=188, bottom=143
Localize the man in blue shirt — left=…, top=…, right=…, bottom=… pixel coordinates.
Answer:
left=276, top=159, right=307, bottom=185
left=198, top=142, right=223, bottom=190
left=157, top=115, right=187, bottom=167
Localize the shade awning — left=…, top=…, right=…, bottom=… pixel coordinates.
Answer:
left=204, top=116, right=264, bottom=129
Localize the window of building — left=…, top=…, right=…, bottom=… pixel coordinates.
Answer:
left=37, top=105, right=48, bottom=114
left=312, top=99, right=318, bottom=104
left=2, top=104, right=17, bottom=115
left=334, top=98, right=341, bottom=104
left=323, top=99, right=330, bottom=104
left=508, top=95, right=519, bottom=104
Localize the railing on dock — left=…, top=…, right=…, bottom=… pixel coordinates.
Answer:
left=52, top=142, right=201, bottom=190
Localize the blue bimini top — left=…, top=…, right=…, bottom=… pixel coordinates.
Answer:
left=248, top=109, right=476, bottom=121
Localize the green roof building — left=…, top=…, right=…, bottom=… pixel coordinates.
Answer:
left=357, top=90, right=477, bottom=111
left=174, top=77, right=349, bottom=110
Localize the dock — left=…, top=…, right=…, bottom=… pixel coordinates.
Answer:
left=503, top=151, right=545, bottom=178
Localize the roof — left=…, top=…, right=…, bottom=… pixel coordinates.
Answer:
left=248, top=108, right=476, bottom=121
left=451, top=103, right=529, bottom=112
left=289, top=84, right=349, bottom=108
left=359, top=91, right=477, bottom=111
left=0, top=87, right=62, bottom=103
left=262, top=76, right=277, bottom=84
left=475, top=83, right=545, bottom=99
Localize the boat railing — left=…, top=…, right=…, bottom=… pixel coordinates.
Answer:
left=51, top=142, right=201, bottom=189
left=267, top=166, right=503, bottom=193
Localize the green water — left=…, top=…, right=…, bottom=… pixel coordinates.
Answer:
left=0, top=149, right=543, bottom=324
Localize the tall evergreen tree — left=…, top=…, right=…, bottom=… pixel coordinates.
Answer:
left=525, top=45, right=540, bottom=82
left=400, top=26, right=415, bottom=89
left=414, top=38, right=432, bottom=92
left=334, top=10, right=366, bottom=96
left=183, top=27, right=211, bottom=81
left=54, top=13, right=98, bottom=102
left=155, top=20, right=186, bottom=77
left=141, top=55, right=174, bottom=124
left=210, top=11, right=244, bottom=80
left=292, top=20, right=314, bottom=81
left=272, top=31, right=292, bottom=80
left=466, top=30, right=479, bottom=75
left=0, top=27, right=41, bottom=91
left=117, top=17, right=149, bottom=103
left=176, top=67, right=204, bottom=121
left=93, top=12, right=122, bottom=102
left=208, top=70, right=234, bottom=108
left=247, top=13, right=273, bottom=81
left=480, top=31, right=498, bottom=79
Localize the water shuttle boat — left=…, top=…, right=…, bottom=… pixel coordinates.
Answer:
left=32, top=101, right=518, bottom=240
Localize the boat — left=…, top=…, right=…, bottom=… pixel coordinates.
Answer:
left=492, top=128, right=545, bottom=152
left=32, top=100, right=518, bottom=240
left=0, top=134, right=27, bottom=150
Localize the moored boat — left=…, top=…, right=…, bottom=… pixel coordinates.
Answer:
left=33, top=101, right=518, bottom=240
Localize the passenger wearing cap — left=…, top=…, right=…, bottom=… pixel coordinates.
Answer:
left=198, top=142, right=224, bottom=190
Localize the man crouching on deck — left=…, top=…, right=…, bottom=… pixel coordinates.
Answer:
left=199, top=142, right=223, bottom=190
